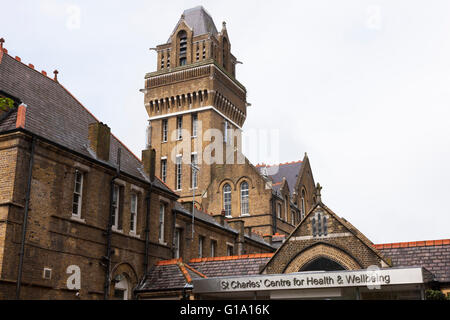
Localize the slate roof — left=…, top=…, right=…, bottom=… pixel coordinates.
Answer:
left=0, top=49, right=173, bottom=194
left=256, top=161, right=303, bottom=196
left=376, top=240, right=450, bottom=283
left=168, top=6, right=219, bottom=43
left=135, top=259, right=206, bottom=292
left=189, top=254, right=273, bottom=278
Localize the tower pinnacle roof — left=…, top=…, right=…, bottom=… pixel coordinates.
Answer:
left=168, top=6, right=218, bottom=43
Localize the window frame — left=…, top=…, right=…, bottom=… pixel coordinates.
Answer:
left=161, top=158, right=167, bottom=183
left=240, top=181, right=249, bottom=216
left=162, top=119, right=168, bottom=143
left=175, top=155, right=182, bottom=191
left=192, top=113, right=198, bottom=138
left=130, top=193, right=138, bottom=234
left=159, top=203, right=166, bottom=244
left=223, top=184, right=232, bottom=218
left=72, top=170, right=84, bottom=219
left=176, top=116, right=183, bottom=140
left=112, top=184, right=120, bottom=231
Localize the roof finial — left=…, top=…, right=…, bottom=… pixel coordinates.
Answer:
left=53, top=70, right=59, bottom=82
left=222, top=21, right=227, bottom=30
left=0, top=38, right=4, bottom=49
left=315, top=183, right=322, bottom=204
left=181, top=13, right=185, bottom=20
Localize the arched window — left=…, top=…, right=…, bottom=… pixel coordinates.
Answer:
left=240, top=181, right=249, bottom=216
left=178, top=30, right=187, bottom=66
left=113, top=274, right=130, bottom=300
left=223, top=184, right=232, bottom=217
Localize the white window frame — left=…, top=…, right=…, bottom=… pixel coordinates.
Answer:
left=72, top=170, right=84, bottom=218
left=174, top=228, right=181, bottom=258
left=175, top=155, right=182, bottom=191
left=277, top=203, right=282, bottom=219
left=162, top=119, right=168, bottom=142
left=112, top=185, right=120, bottom=231
left=191, top=153, right=198, bottom=189
left=223, top=184, right=232, bottom=218
left=161, top=158, right=167, bottom=183
left=211, top=239, right=217, bottom=257
left=192, top=113, right=198, bottom=138
left=130, top=193, right=138, bottom=234
left=240, top=182, right=249, bottom=216
left=226, top=243, right=234, bottom=256
left=176, top=116, right=183, bottom=140
left=223, top=120, right=228, bottom=143
left=159, top=203, right=165, bottom=244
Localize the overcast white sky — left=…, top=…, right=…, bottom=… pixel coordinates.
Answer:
left=2, top=0, right=449, bottom=244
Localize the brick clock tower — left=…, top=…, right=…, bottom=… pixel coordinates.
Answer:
left=143, top=6, right=248, bottom=204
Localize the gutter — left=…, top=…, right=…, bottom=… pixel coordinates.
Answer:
left=15, top=136, right=36, bottom=299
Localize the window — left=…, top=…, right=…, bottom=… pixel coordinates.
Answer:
left=291, top=210, right=296, bottom=225
left=176, top=116, right=183, bottom=140
left=223, top=184, right=232, bottom=217
left=159, top=204, right=165, bottom=243
left=211, top=240, right=217, bottom=257
left=191, top=153, right=198, bottom=189
left=176, top=155, right=182, bottom=190
left=162, top=119, right=168, bottom=142
left=112, top=185, right=120, bottom=230
left=301, top=190, right=306, bottom=220
left=312, top=211, right=328, bottom=237
left=192, top=113, right=198, bottom=137
left=161, top=158, right=167, bottom=183
left=240, top=181, right=249, bottom=216
left=113, top=276, right=130, bottom=300
left=223, top=120, right=228, bottom=143
left=178, top=30, right=187, bottom=66
left=130, top=193, right=138, bottom=234
left=174, top=228, right=181, bottom=259
left=227, top=244, right=234, bottom=256
left=199, top=236, right=204, bottom=258
left=277, top=203, right=282, bottom=219
left=72, top=171, right=83, bottom=218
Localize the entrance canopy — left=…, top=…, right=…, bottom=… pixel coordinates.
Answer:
left=193, top=267, right=432, bottom=300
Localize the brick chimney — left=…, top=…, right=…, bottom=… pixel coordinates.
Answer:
left=227, top=220, right=245, bottom=255
left=141, top=148, right=156, bottom=182
left=212, top=209, right=226, bottom=226
left=88, top=122, right=111, bottom=161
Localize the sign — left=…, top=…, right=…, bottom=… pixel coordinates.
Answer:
left=193, top=267, right=425, bottom=294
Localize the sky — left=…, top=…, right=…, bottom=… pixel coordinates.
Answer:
left=1, top=0, right=449, bottom=244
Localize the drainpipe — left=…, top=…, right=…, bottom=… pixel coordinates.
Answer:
left=16, top=136, right=36, bottom=299
left=143, top=183, right=153, bottom=275
left=103, top=148, right=121, bottom=300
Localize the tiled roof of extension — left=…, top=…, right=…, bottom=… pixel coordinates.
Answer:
left=189, top=254, right=273, bottom=278
left=136, top=254, right=274, bottom=292
left=0, top=47, right=173, bottom=195
left=377, top=239, right=450, bottom=283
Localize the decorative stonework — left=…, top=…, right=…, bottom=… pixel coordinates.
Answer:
left=284, top=243, right=362, bottom=273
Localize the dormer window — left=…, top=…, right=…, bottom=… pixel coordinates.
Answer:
left=178, top=30, right=187, bottom=66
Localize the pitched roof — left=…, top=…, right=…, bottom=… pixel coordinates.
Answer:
left=376, top=240, right=450, bottom=283
left=257, top=161, right=303, bottom=196
left=0, top=48, right=173, bottom=194
left=189, top=254, right=273, bottom=278
left=168, top=6, right=218, bottom=43
left=135, top=259, right=206, bottom=292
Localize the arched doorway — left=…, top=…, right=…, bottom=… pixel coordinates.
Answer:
left=299, top=257, right=346, bottom=272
